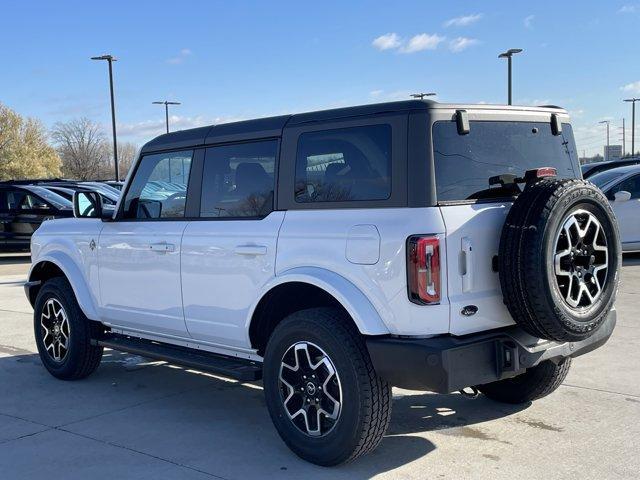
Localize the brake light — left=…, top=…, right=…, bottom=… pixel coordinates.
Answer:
left=407, top=235, right=441, bottom=305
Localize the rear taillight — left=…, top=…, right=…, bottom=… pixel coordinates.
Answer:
left=407, top=235, right=441, bottom=305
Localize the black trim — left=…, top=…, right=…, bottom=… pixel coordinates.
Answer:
left=366, top=309, right=616, bottom=392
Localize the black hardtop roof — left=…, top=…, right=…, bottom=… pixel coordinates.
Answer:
left=140, top=99, right=566, bottom=154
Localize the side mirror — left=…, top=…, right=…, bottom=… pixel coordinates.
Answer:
left=73, top=191, right=103, bottom=218
left=614, top=190, right=631, bottom=202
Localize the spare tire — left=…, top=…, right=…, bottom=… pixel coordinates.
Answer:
left=499, top=178, right=621, bottom=342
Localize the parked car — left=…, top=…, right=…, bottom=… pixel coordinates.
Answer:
left=0, top=184, right=73, bottom=250
left=581, top=157, right=640, bottom=178
left=590, top=164, right=640, bottom=251
left=38, top=183, right=119, bottom=206
left=101, top=180, right=124, bottom=191
left=24, top=100, right=620, bottom=466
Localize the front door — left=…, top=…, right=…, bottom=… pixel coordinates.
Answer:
left=608, top=174, right=640, bottom=250
left=98, top=149, right=194, bottom=337
left=181, top=140, right=283, bottom=349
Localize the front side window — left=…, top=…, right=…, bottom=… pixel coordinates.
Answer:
left=433, top=121, right=579, bottom=202
left=200, top=140, right=277, bottom=218
left=295, top=125, right=392, bottom=203
left=607, top=174, right=640, bottom=200
left=122, top=150, right=193, bottom=219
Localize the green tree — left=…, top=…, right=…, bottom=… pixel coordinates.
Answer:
left=0, top=103, right=61, bottom=180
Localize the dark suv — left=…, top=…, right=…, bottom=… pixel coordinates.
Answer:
left=0, top=184, right=73, bottom=251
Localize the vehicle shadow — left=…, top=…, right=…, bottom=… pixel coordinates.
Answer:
left=0, top=350, right=528, bottom=479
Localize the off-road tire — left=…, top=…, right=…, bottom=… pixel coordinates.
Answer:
left=478, top=357, right=572, bottom=404
left=263, top=308, right=392, bottom=466
left=499, top=178, right=621, bottom=342
left=34, top=277, right=103, bottom=380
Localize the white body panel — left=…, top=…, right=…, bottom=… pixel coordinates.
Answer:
left=181, top=212, right=285, bottom=348
left=439, top=203, right=515, bottom=335
left=611, top=198, right=640, bottom=251
left=97, top=221, right=189, bottom=337
left=29, top=218, right=104, bottom=320
left=276, top=208, right=450, bottom=336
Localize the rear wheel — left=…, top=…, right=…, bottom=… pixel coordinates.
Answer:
left=34, top=277, right=103, bottom=380
left=263, top=308, right=392, bottom=466
left=478, top=357, right=572, bottom=404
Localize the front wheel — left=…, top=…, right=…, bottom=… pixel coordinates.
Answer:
left=263, top=308, right=392, bottom=466
left=34, top=277, right=103, bottom=380
left=478, top=357, right=572, bottom=404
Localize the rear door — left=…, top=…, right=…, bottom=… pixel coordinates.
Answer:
left=4, top=188, right=50, bottom=248
left=431, top=111, right=580, bottom=335
left=0, top=189, right=9, bottom=248
left=180, top=139, right=284, bottom=349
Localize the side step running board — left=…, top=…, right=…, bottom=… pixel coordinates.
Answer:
left=96, top=334, right=262, bottom=382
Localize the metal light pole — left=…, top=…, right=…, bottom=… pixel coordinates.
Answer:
left=498, top=49, right=523, bottom=105
left=624, top=98, right=638, bottom=157
left=152, top=101, right=181, bottom=134
left=410, top=92, right=436, bottom=100
left=91, top=55, right=119, bottom=181
left=599, top=120, right=610, bottom=160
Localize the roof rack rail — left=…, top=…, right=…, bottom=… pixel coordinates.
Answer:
left=538, top=105, right=564, bottom=109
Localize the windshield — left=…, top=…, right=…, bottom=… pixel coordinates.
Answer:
left=25, top=186, right=73, bottom=209
left=433, top=120, right=579, bottom=202
left=589, top=169, right=627, bottom=189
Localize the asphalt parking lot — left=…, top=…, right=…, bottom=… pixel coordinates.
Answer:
left=0, top=253, right=638, bottom=479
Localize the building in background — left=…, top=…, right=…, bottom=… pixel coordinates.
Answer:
left=604, top=145, right=622, bottom=162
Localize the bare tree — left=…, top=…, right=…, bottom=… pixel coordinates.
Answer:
left=114, top=141, right=139, bottom=180
left=51, top=118, right=110, bottom=180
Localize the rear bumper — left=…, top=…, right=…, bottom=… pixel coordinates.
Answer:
left=366, top=309, right=616, bottom=393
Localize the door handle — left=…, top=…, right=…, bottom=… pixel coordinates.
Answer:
left=149, top=242, right=175, bottom=253
left=461, top=237, right=473, bottom=293
left=234, top=245, right=267, bottom=256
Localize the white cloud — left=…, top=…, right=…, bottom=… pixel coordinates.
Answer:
left=399, top=33, right=445, bottom=53
left=372, top=33, right=402, bottom=51
left=368, top=89, right=429, bottom=101
left=621, top=81, right=640, bottom=94
left=619, top=4, right=638, bottom=13
left=117, top=114, right=242, bottom=141
left=166, top=48, right=193, bottom=65
left=449, top=37, right=479, bottom=52
left=524, top=15, right=535, bottom=29
left=444, top=13, right=483, bottom=27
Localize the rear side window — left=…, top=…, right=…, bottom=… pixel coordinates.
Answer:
left=433, top=121, right=579, bottom=202
left=295, top=125, right=392, bottom=203
left=122, top=150, right=193, bottom=219
left=200, top=140, right=277, bottom=218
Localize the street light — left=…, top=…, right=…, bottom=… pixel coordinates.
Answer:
left=498, top=48, right=523, bottom=105
left=624, top=98, right=639, bottom=156
left=91, top=54, right=119, bottom=181
left=410, top=92, right=436, bottom=100
left=599, top=120, right=610, bottom=160
left=152, top=100, right=182, bottom=134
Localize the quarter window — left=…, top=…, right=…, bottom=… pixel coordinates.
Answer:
left=200, top=140, right=277, bottom=218
left=294, top=125, right=392, bottom=203
left=122, top=150, right=193, bottom=219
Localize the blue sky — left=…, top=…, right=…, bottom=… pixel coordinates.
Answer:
left=1, top=0, right=639, bottom=156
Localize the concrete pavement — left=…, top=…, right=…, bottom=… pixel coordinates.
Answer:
left=0, top=253, right=638, bottom=479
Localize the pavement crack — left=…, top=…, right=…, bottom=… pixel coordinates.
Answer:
left=54, top=427, right=230, bottom=480
left=562, top=383, right=640, bottom=398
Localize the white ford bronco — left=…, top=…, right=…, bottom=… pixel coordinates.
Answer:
left=25, top=100, right=620, bottom=466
